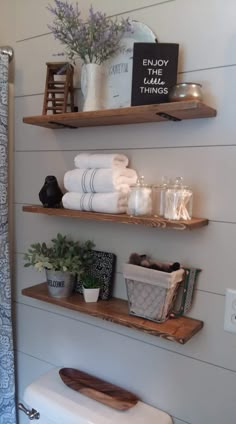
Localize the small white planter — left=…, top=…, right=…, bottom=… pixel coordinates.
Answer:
left=83, top=287, right=100, bottom=303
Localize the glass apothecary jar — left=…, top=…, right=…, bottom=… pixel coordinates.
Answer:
left=127, top=176, right=152, bottom=216
left=152, top=176, right=170, bottom=217
left=164, top=180, right=193, bottom=220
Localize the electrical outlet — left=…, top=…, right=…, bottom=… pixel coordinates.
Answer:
left=224, top=289, right=236, bottom=333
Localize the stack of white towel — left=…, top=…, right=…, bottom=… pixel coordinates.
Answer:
left=62, top=153, right=138, bottom=214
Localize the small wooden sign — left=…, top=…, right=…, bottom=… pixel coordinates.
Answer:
left=131, top=43, right=179, bottom=106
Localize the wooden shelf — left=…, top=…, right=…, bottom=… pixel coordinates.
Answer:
left=23, top=205, right=208, bottom=231
left=22, top=283, right=203, bottom=344
left=23, top=101, right=216, bottom=129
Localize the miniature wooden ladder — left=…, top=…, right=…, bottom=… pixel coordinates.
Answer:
left=43, top=62, right=75, bottom=115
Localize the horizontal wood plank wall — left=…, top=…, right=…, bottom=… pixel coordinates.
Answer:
left=15, top=0, right=236, bottom=96
left=16, top=0, right=170, bottom=41
left=13, top=0, right=236, bottom=423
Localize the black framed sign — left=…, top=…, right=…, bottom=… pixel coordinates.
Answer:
left=131, top=43, right=179, bottom=106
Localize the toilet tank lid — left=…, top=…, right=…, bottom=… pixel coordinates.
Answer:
left=23, top=369, right=172, bottom=424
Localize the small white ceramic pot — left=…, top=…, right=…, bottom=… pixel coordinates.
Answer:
left=83, top=287, right=100, bottom=303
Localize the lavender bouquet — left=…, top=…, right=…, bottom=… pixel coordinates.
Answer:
left=48, top=1, right=131, bottom=64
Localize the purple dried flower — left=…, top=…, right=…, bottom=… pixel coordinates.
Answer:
left=47, top=1, right=131, bottom=64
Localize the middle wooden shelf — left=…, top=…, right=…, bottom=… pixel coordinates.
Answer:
left=22, top=282, right=204, bottom=345
left=22, top=205, right=208, bottom=231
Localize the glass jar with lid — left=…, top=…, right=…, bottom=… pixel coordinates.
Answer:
left=127, top=176, right=152, bottom=216
left=164, top=177, right=193, bottom=220
left=152, top=176, right=170, bottom=217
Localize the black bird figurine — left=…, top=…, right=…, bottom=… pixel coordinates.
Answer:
left=39, top=175, right=63, bottom=208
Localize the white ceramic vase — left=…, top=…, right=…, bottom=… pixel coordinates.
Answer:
left=81, top=63, right=106, bottom=112
left=83, top=287, right=100, bottom=303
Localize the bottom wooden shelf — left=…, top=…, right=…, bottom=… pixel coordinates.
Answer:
left=22, top=283, right=203, bottom=344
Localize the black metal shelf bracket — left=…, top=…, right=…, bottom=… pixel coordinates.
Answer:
left=48, top=121, right=77, bottom=129
left=156, top=112, right=182, bottom=122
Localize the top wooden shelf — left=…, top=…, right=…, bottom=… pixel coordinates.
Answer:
left=23, top=101, right=216, bottom=129
left=23, top=205, right=208, bottom=231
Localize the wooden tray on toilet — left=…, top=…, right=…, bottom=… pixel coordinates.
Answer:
left=59, top=368, right=139, bottom=411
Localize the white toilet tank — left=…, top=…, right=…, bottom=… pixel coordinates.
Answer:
left=22, top=369, right=172, bottom=424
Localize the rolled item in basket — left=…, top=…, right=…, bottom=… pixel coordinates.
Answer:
left=62, top=191, right=128, bottom=214
left=74, top=153, right=129, bottom=169
left=64, top=168, right=138, bottom=193
left=129, top=253, right=180, bottom=273
left=123, top=263, right=185, bottom=288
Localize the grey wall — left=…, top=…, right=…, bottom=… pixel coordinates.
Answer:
left=6, top=0, right=236, bottom=423
left=0, top=1, right=15, bottom=45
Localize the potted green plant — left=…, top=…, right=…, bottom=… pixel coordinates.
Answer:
left=81, top=274, right=101, bottom=303
left=24, top=233, right=95, bottom=298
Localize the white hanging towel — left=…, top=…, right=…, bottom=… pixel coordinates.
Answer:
left=62, top=192, right=128, bottom=214
left=64, top=168, right=138, bottom=193
left=74, top=153, right=129, bottom=169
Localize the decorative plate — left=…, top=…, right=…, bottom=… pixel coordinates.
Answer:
left=104, top=21, right=157, bottom=109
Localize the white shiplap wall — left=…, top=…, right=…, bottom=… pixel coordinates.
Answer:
left=8, top=0, right=236, bottom=423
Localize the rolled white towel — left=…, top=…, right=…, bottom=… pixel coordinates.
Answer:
left=64, top=168, right=138, bottom=193
left=62, top=192, right=128, bottom=214
left=74, top=153, right=129, bottom=169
